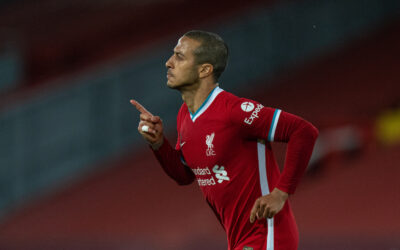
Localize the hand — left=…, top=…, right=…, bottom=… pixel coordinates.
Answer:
left=249, top=188, right=288, bottom=223
left=130, top=99, right=164, bottom=150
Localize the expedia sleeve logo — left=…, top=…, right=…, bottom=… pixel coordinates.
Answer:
left=241, top=102, right=255, bottom=112
left=244, top=103, right=264, bottom=125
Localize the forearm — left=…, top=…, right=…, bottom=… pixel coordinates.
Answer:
left=152, top=137, right=195, bottom=185
left=274, top=112, right=319, bottom=194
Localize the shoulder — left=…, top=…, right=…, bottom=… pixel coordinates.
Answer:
left=220, top=91, right=278, bottom=127
left=219, top=90, right=267, bottom=114
left=216, top=90, right=242, bottom=109
left=218, top=90, right=262, bottom=106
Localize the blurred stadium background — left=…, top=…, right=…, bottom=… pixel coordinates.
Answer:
left=0, top=0, right=399, bottom=249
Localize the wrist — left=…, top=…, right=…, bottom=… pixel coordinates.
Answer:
left=272, top=188, right=289, bottom=201
left=150, top=137, right=164, bottom=150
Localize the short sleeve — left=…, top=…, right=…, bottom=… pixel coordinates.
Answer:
left=229, top=97, right=282, bottom=142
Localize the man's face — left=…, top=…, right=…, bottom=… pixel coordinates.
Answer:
left=165, top=36, right=201, bottom=89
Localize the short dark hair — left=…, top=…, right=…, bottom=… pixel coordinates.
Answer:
left=183, top=30, right=229, bottom=81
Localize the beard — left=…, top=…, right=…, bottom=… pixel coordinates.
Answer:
left=167, top=70, right=199, bottom=91
left=167, top=80, right=194, bottom=90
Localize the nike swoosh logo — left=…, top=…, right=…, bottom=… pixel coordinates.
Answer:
left=180, top=142, right=186, bottom=147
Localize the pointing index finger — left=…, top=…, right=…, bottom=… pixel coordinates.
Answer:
left=130, top=99, right=153, bottom=116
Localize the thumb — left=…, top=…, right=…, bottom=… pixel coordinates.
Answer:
left=151, top=116, right=161, bottom=123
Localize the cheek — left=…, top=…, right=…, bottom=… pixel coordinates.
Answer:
left=178, top=65, right=193, bottom=76
left=175, top=62, right=198, bottom=81
left=190, top=69, right=199, bottom=80
left=185, top=65, right=198, bottom=77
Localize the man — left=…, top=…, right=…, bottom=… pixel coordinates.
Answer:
left=131, top=30, right=318, bottom=250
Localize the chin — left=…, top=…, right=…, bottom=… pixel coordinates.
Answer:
left=167, top=81, right=179, bottom=90
left=167, top=80, right=175, bottom=88
left=167, top=80, right=193, bottom=90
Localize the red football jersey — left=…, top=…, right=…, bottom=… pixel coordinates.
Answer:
left=153, top=86, right=318, bottom=250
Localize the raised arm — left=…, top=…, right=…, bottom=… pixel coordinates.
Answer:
left=130, top=99, right=195, bottom=185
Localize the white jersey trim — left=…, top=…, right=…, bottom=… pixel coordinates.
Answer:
left=257, top=141, right=274, bottom=250
left=180, top=155, right=188, bottom=166
left=189, top=86, right=224, bottom=122
left=268, top=109, right=281, bottom=142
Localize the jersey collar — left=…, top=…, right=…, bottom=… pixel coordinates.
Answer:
left=189, top=86, right=224, bottom=122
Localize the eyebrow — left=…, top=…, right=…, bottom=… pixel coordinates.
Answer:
left=173, top=50, right=185, bottom=57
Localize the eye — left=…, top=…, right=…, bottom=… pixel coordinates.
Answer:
left=174, top=52, right=184, bottom=61
left=175, top=53, right=182, bottom=60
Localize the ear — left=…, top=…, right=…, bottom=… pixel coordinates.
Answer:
left=198, top=63, right=214, bottom=79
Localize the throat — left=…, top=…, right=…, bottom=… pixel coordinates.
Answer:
left=186, top=100, right=197, bottom=115
left=181, top=91, right=197, bottom=114
left=183, top=85, right=219, bottom=116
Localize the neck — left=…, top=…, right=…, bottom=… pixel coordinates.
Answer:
left=180, top=80, right=218, bottom=114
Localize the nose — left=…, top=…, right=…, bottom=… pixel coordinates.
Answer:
left=165, top=55, right=173, bottom=69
